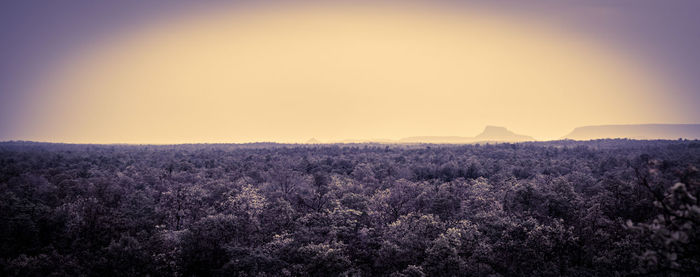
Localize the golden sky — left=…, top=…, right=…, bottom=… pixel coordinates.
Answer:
left=16, top=2, right=682, bottom=143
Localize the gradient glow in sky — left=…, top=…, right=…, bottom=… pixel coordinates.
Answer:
left=1, top=0, right=698, bottom=143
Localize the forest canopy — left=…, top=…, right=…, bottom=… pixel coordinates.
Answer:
left=0, top=140, right=698, bottom=276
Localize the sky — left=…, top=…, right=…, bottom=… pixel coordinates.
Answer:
left=0, top=0, right=699, bottom=143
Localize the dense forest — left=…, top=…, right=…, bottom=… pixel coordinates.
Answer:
left=0, top=140, right=698, bottom=276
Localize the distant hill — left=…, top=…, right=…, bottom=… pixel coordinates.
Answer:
left=564, top=124, right=700, bottom=140
left=399, top=126, right=534, bottom=143
left=306, top=138, right=321, bottom=144
left=474, top=126, right=534, bottom=142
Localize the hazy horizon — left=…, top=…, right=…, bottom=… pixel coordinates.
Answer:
left=3, top=123, right=700, bottom=145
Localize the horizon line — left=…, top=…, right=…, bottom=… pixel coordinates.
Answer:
left=3, top=122, right=700, bottom=145
left=2, top=137, right=698, bottom=146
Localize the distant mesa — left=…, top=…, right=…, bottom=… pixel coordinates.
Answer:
left=564, top=124, right=700, bottom=140
left=399, top=126, right=534, bottom=143
left=474, top=125, right=534, bottom=142
left=303, top=124, right=700, bottom=145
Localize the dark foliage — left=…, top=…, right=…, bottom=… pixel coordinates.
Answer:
left=0, top=140, right=698, bottom=276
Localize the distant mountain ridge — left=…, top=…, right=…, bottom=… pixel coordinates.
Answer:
left=564, top=124, right=700, bottom=140
left=399, top=126, right=534, bottom=143
left=5, top=124, right=698, bottom=145
left=475, top=126, right=534, bottom=142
